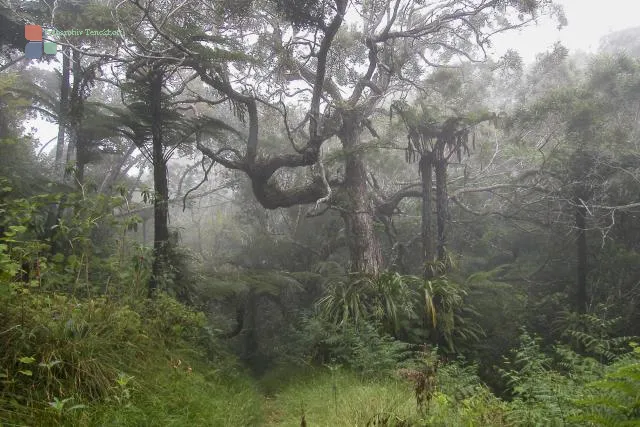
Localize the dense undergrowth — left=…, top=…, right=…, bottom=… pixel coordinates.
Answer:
left=0, top=291, right=264, bottom=426
left=2, top=281, right=640, bottom=426
left=258, top=330, right=640, bottom=426
left=1, top=186, right=639, bottom=426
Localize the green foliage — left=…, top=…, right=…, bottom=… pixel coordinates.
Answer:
left=288, top=315, right=412, bottom=377
left=88, top=356, right=263, bottom=427
left=316, top=273, right=376, bottom=327
left=0, top=184, right=143, bottom=298
left=419, top=276, right=484, bottom=353
left=371, top=271, right=417, bottom=334
left=588, top=244, right=640, bottom=338
left=316, top=270, right=427, bottom=336
left=554, top=308, right=637, bottom=363
left=262, top=369, right=419, bottom=426
left=263, top=364, right=510, bottom=426
left=498, top=331, right=601, bottom=426
left=0, top=293, right=144, bottom=423
left=0, top=293, right=144, bottom=401
left=418, top=359, right=506, bottom=426
left=200, top=269, right=308, bottom=301
left=0, top=289, right=261, bottom=425
left=272, top=0, right=327, bottom=29
left=103, top=242, right=152, bottom=299
left=315, top=270, right=482, bottom=353
left=140, top=292, right=207, bottom=347
left=464, top=266, right=527, bottom=372
left=574, top=343, right=640, bottom=426
left=152, top=239, right=204, bottom=304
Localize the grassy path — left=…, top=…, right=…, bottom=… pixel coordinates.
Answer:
left=259, top=370, right=417, bottom=426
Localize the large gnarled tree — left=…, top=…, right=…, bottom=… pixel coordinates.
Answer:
left=113, top=0, right=563, bottom=275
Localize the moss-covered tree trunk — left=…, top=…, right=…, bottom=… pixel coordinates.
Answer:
left=338, top=113, right=383, bottom=276
left=434, top=154, right=449, bottom=263
left=149, top=70, right=170, bottom=295
left=68, top=49, right=84, bottom=184
left=419, top=153, right=434, bottom=277
left=55, top=47, right=70, bottom=175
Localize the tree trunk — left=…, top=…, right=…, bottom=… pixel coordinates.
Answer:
left=55, top=47, right=70, bottom=175
left=149, top=70, right=170, bottom=295
left=419, top=153, right=434, bottom=277
left=434, top=156, right=449, bottom=263
left=64, top=50, right=87, bottom=185
left=99, top=143, right=137, bottom=194
left=66, top=50, right=82, bottom=168
left=338, top=113, right=383, bottom=276
left=575, top=197, right=588, bottom=313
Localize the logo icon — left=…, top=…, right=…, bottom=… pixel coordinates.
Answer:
left=25, top=25, right=57, bottom=59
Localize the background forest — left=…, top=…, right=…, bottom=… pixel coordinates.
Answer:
left=1, top=0, right=640, bottom=425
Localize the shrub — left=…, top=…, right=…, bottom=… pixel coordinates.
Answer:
left=286, top=314, right=412, bottom=377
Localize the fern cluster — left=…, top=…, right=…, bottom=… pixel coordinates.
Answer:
left=574, top=344, right=640, bottom=426
left=286, top=314, right=412, bottom=377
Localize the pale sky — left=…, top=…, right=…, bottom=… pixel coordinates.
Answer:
left=490, top=0, right=640, bottom=62
left=28, top=0, right=640, bottom=146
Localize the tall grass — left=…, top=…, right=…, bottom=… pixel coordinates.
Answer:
left=262, top=369, right=417, bottom=426
left=261, top=366, right=510, bottom=426
left=0, top=291, right=264, bottom=426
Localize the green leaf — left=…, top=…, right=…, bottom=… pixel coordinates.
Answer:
left=18, top=356, right=36, bottom=364
left=8, top=225, right=27, bottom=234
left=18, top=369, right=32, bottom=376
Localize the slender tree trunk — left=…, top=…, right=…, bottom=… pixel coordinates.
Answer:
left=64, top=50, right=86, bottom=186
left=74, top=132, right=86, bottom=185
left=99, top=142, right=137, bottom=194
left=127, top=161, right=147, bottom=200
left=149, top=70, right=170, bottom=295
left=338, top=113, right=383, bottom=276
left=434, top=156, right=449, bottom=263
left=66, top=50, right=82, bottom=168
left=55, top=47, right=70, bottom=175
left=419, top=153, right=434, bottom=277
left=575, top=197, right=588, bottom=313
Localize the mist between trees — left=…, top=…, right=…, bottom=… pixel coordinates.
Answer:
left=1, top=1, right=640, bottom=425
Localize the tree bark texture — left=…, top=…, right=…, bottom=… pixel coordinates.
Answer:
left=338, top=113, right=383, bottom=276
left=149, top=70, right=170, bottom=295
left=55, top=47, right=70, bottom=175
left=435, top=156, right=449, bottom=263
left=419, top=153, right=434, bottom=276
left=69, top=50, right=85, bottom=184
